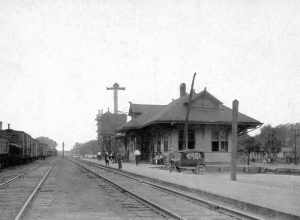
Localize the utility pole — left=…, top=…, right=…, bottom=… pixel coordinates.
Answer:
left=294, top=125, right=298, bottom=165
left=107, top=83, right=125, bottom=114
left=231, top=99, right=238, bottom=181
left=62, top=142, right=64, bottom=158
left=184, top=73, right=196, bottom=149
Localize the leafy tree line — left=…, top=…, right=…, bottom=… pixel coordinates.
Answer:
left=238, top=123, right=300, bottom=163
left=36, top=136, right=57, bottom=149
left=72, top=140, right=100, bottom=155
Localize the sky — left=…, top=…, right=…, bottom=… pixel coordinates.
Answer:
left=0, top=0, right=299, bottom=150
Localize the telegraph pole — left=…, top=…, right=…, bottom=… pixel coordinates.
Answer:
left=184, top=73, right=196, bottom=149
left=62, top=142, right=65, bottom=158
left=294, top=124, right=297, bottom=164
left=231, top=99, right=238, bottom=181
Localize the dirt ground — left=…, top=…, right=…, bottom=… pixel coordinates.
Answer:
left=23, top=158, right=162, bottom=220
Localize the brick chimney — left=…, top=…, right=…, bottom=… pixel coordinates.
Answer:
left=8, top=123, right=10, bottom=129
left=180, top=83, right=186, bottom=97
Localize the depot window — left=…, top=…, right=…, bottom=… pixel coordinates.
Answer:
left=157, top=135, right=161, bottom=152
left=211, top=127, right=228, bottom=152
left=163, top=134, right=168, bottom=152
left=178, top=129, right=195, bottom=150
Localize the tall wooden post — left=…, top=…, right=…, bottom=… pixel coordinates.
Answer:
left=231, top=99, right=238, bottom=181
left=184, top=73, right=196, bottom=149
left=295, top=126, right=297, bottom=165
left=62, top=142, right=65, bottom=158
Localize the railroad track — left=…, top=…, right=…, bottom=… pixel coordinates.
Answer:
left=0, top=165, right=41, bottom=188
left=72, top=159, right=263, bottom=220
left=0, top=159, right=53, bottom=188
left=0, top=162, right=54, bottom=220
left=74, top=160, right=179, bottom=219
left=0, top=174, right=21, bottom=187
left=23, top=158, right=176, bottom=220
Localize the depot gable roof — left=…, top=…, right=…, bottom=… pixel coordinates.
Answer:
left=119, top=89, right=262, bottom=131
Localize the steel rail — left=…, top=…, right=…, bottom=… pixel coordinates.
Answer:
left=14, top=165, right=54, bottom=220
left=79, top=159, right=263, bottom=220
left=0, top=175, right=22, bottom=188
left=71, top=159, right=185, bottom=220
left=0, top=160, right=52, bottom=188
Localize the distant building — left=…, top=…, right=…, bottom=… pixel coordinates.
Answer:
left=118, top=83, right=262, bottom=163
left=96, top=110, right=127, bottom=153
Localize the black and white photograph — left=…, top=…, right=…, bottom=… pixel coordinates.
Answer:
left=0, top=0, right=299, bottom=219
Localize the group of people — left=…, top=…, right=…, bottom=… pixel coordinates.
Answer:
left=97, top=149, right=141, bottom=169
left=103, top=152, right=123, bottom=169
left=153, top=151, right=164, bottom=165
left=98, top=148, right=169, bottom=168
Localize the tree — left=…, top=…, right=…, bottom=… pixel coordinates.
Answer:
left=285, top=123, right=300, bottom=164
left=238, top=134, right=261, bottom=165
left=256, top=125, right=282, bottom=161
left=36, top=136, right=57, bottom=149
left=71, top=140, right=100, bottom=155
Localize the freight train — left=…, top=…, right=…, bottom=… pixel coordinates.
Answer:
left=0, top=128, right=57, bottom=169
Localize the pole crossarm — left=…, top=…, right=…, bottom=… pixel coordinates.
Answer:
left=107, top=87, right=125, bottom=90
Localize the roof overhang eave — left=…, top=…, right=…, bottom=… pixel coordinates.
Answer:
left=117, top=126, right=142, bottom=132
left=118, top=120, right=263, bottom=132
left=139, top=120, right=262, bottom=128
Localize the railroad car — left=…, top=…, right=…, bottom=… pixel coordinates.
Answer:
left=0, top=129, right=26, bottom=165
left=37, top=142, right=49, bottom=160
left=0, top=129, right=41, bottom=166
left=0, top=128, right=56, bottom=168
left=46, top=147, right=57, bottom=157
left=31, top=139, right=39, bottom=160
left=0, top=138, right=9, bottom=168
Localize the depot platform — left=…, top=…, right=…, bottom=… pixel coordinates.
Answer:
left=82, top=158, right=300, bottom=219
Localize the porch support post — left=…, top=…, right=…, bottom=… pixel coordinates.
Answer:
left=231, top=99, right=238, bottom=181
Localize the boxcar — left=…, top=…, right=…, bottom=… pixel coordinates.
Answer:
left=31, top=139, right=39, bottom=160
left=0, top=138, right=9, bottom=168
left=0, top=129, right=33, bottom=165
left=37, top=142, right=48, bottom=159
left=0, top=128, right=55, bottom=167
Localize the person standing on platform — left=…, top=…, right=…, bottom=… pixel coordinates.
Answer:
left=104, top=152, right=110, bottom=166
left=117, top=153, right=122, bottom=169
left=134, top=149, right=141, bottom=166
left=97, top=152, right=101, bottom=160
left=169, top=152, right=175, bottom=172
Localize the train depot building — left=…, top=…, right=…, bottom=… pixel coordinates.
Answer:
left=118, top=83, right=262, bottom=164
